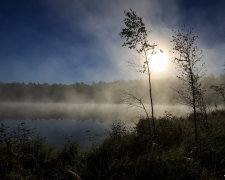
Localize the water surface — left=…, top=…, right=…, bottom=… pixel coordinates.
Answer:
left=0, top=103, right=190, bottom=148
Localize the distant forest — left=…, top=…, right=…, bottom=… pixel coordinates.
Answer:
left=0, top=74, right=224, bottom=105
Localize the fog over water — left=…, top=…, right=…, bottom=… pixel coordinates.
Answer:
left=0, top=103, right=191, bottom=121
left=1, top=102, right=224, bottom=149
left=0, top=102, right=192, bottom=148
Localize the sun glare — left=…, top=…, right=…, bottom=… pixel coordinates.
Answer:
left=148, top=49, right=168, bottom=72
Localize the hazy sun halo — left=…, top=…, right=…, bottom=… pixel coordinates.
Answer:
left=148, top=49, right=168, bottom=72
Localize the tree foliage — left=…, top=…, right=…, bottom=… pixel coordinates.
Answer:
left=120, top=9, right=155, bottom=53
left=171, top=27, right=207, bottom=143
left=211, top=84, right=225, bottom=102
left=120, top=9, right=156, bottom=136
left=210, top=63, right=225, bottom=102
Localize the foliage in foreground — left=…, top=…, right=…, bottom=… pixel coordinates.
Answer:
left=0, top=110, right=225, bottom=179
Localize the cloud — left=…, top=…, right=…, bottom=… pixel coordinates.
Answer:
left=1, top=0, right=224, bottom=83
left=202, top=42, right=225, bottom=76
left=56, top=0, right=181, bottom=81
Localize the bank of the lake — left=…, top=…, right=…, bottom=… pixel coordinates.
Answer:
left=0, top=110, right=224, bottom=179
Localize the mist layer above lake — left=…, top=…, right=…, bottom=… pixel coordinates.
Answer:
left=0, top=103, right=190, bottom=122
left=0, top=103, right=221, bottom=149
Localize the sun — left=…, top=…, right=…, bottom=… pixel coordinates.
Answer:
left=148, top=49, right=168, bottom=72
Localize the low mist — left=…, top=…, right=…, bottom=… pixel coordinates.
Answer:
left=0, top=75, right=224, bottom=146
left=0, top=102, right=191, bottom=122
left=0, top=74, right=224, bottom=105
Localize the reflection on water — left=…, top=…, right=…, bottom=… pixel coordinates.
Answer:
left=0, top=103, right=191, bottom=148
left=1, top=119, right=111, bottom=149
left=0, top=103, right=190, bottom=121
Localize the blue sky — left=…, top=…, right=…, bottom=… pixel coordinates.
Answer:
left=0, top=0, right=224, bottom=83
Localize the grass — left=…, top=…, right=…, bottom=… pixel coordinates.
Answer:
left=0, top=110, right=224, bottom=179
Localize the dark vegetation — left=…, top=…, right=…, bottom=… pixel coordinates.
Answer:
left=0, top=8, right=224, bottom=180
left=0, top=74, right=224, bottom=104
left=0, top=110, right=224, bottom=179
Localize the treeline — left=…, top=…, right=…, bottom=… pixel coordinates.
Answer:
left=0, top=74, right=224, bottom=104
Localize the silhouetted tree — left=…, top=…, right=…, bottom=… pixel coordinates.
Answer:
left=196, top=85, right=208, bottom=126
left=210, top=84, right=225, bottom=102
left=171, top=27, right=206, bottom=143
left=210, top=63, right=225, bottom=102
left=120, top=9, right=156, bottom=136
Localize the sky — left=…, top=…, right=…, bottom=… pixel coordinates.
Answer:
left=0, top=0, right=224, bottom=84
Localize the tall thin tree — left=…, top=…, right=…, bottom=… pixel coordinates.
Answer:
left=171, top=27, right=206, bottom=143
left=120, top=9, right=156, bottom=135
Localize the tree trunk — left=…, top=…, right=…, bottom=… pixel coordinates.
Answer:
left=148, top=69, right=155, bottom=136
left=140, top=99, right=152, bottom=136
left=190, top=71, right=198, bottom=144
left=144, top=49, right=156, bottom=136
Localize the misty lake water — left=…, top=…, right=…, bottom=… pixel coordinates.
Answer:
left=0, top=103, right=190, bottom=149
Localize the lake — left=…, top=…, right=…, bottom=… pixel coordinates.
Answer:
left=0, top=103, right=190, bottom=149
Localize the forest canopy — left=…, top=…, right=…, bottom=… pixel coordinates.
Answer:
left=0, top=74, right=224, bottom=105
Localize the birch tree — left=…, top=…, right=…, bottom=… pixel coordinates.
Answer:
left=120, top=9, right=156, bottom=136
left=171, top=27, right=206, bottom=143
